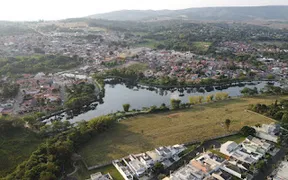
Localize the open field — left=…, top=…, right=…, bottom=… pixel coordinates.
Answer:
left=78, top=96, right=283, bottom=166
left=192, top=41, right=212, bottom=52
left=121, top=62, right=148, bottom=72
left=0, top=127, right=42, bottom=177
left=134, top=39, right=166, bottom=49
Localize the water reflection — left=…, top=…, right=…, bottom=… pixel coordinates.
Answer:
left=44, top=81, right=278, bottom=123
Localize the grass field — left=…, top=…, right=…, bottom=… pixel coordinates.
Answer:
left=216, top=134, right=246, bottom=144
left=134, top=39, right=166, bottom=49
left=192, top=41, right=212, bottom=52
left=78, top=96, right=282, bottom=167
left=123, top=62, right=148, bottom=72
left=0, top=127, right=42, bottom=177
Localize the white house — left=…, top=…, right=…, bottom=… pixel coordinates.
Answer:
left=220, top=141, right=238, bottom=156
left=170, top=164, right=206, bottom=180
left=253, top=124, right=280, bottom=143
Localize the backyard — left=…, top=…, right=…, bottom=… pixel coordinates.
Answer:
left=74, top=163, right=124, bottom=180
left=78, top=96, right=281, bottom=167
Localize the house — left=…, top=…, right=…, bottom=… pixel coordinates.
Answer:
left=190, top=153, right=224, bottom=174
left=220, top=161, right=248, bottom=179
left=170, top=164, right=206, bottom=180
left=113, top=145, right=186, bottom=180
left=212, top=170, right=232, bottom=180
left=245, top=136, right=272, bottom=152
left=253, top=124, right=279, bottom=143
left=125, top=155, right=146, bottom=177
left=113, top=160, right=134, bottom=180
left=87, top=172, right=113, bottom=180
left=220, top=141, right=238, bottom=156
left=220, top=141, right=257, bottom=164
left=241, top=142, right=265, bottom=160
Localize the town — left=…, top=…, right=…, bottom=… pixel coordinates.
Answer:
left=1, top=4, right=288, bottom=180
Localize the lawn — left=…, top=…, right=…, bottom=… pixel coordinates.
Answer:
left=74, top=163, right=124, bottom=180
left=0, top=127, right=42, bottom=177
left=78, top=96, right=281, bottom=167
left=216, top=134, right=246, bottom=144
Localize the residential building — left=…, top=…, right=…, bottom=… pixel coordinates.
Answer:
left=253, top=123, right=280, bottom=143
left=113, top=144, right=186, bottom=180
left=170, top=163, right=206, bottom=180
left=212, top=170, right=232, bottom=180
left=220, top=141, right=257, bottom=164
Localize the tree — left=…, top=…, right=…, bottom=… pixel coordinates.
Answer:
left=215, top=92, right=229, bottom=101
left=241, top=87, right=258, bottom=96
left=153, top=162, right=164, bottom=174
left=267, top=74, right=275, bottom=80
left=281, top=113, right=288, bottom=124
left=122, top=104, right=131, bottom=112
left=225, top=119, right=231, bottom=131
left=206, top=94, right=214, bottom=102
left=170, top=99, right=181, bottom=109
left=240, top=126, right=256, bottom=136
left=23, top=115, right=37, bottom=127
left=198, top=96, right=204, bottom=104
left=273, top=111, right=284, bottom=121
left=189, top=96, right=203, bottom=104
left=39, top=171, right=57, bottom=180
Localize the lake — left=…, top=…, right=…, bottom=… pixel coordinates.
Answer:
left=54, top=81, right=277, bottom=123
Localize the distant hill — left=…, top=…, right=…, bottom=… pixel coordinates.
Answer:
left=88, top=6, right=288, bottom=21
left=88, top=10, right=173, bottom=21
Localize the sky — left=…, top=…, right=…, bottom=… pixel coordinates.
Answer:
left=1, top=0, right=287, bottom=21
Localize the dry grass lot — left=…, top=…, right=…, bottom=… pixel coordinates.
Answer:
left=79, top=96, right=283, bottom=166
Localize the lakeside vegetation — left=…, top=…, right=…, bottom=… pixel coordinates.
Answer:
left=65, top=82, right=97, bottom=109
left=78, top=96, right=278, bottom=166
left=95, top=60, right=262, bottom=88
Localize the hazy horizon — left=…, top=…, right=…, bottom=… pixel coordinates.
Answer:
left=1, top=0, right=288, bottom=21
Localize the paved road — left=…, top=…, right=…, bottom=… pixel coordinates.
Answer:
left=253, top=148, right=287, bottom=180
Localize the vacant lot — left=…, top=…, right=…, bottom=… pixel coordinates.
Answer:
left=0, top=127, right=42, bottom=177
left=79, top=96, right=281, bottom=166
